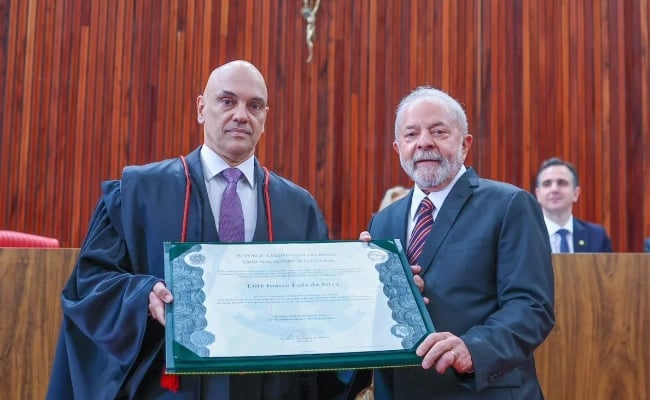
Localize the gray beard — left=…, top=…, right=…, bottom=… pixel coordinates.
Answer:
left=400, top=149, right=464, bottom=190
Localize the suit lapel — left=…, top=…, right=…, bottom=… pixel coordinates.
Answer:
left=572, top=218, right=588, bottom=252
left=252, top=160, right=271, bottom=241
left=390, top=192, right=412, bottom=250
left=418, top=168, right=477, bottom=275
left=185, top=148, right=219, bottom=242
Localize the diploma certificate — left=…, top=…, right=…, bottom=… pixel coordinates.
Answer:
left=164, top=240, right=434, bottom=374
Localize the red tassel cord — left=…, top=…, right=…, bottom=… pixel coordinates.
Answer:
left=159, top=155, right=191, bottom=393
left=160, top=368, right=180, bottom=393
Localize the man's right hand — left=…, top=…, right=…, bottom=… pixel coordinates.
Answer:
left=149, top=281, right=173, bottom=326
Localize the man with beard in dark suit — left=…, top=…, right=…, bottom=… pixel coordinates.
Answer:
left=358, top=86, right=555, bottom=399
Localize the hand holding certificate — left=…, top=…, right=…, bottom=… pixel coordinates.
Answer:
left=163, top=240, right=434, bottom=374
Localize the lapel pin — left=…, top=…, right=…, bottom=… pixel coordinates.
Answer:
left=578, top=240, right=585, bottom=246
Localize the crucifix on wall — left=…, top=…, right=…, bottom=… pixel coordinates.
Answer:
left=301, top=0, right=321, bottom=63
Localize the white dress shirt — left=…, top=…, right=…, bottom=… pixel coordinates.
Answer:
left=543, top=216, right=574, bottom=253
left=407, top=166, right=467, bottom=244
left=200, top=145, right=257, bottom=242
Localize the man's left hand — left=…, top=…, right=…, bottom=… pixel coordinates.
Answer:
left=416, top=332, right=474, bottom=374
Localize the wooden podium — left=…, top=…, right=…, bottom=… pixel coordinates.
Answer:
left=0, top=249, right=648, bottom=399
left=536, top=253, right=650, bottom=399
left=0, top=248, right=77, bottom=400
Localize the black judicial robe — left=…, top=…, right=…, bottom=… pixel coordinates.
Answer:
left=46, top=147, right=343, bottom=400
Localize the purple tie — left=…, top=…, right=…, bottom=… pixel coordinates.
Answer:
left=406, top=197, right=434, bottom=265
left=219, top=168, right=245, bottom=242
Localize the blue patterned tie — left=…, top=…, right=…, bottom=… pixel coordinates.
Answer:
left=557, top=228, right=570, bottom=253
left=219, top=168, right=245, bottom=242
left=406, top=197, right=435, bottom=264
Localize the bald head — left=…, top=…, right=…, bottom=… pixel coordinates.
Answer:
left=197, top=60, right=270, bottom=166
left=203, top=60, right=268, bottom=103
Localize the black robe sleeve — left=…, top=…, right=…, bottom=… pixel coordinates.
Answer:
left=47, top=181, right=161, bottom=400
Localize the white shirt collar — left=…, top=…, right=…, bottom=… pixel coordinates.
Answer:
left=410, top=165, right=467, bottom=222
left=200, top=145, right=256, bottom=188
left=543, top=215, right=574, bottom=236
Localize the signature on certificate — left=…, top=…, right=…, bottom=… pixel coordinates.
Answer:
left=280, top=328, right=326, bottom=342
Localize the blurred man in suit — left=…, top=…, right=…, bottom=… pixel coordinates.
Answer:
left=359, top=86, right=555, bottom=399
left=535, top=157, right=613, bottom=253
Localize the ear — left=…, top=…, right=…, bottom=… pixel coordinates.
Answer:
left=462, top=134, right=473, bottom=156
left=196, top=95, right=205, bottom=124
left=573, top=186, right=581, bottom=202
left=392, top=141, right=399, bottom=155
left=535, top=187, right=542, bottom=202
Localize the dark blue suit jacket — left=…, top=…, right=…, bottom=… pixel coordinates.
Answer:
left=367, top=168, right=555, bottom=400
left=573, top=218, right=613, bottom=252
left=47, top=147, right=335, bottom=400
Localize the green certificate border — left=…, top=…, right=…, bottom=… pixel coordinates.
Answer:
left=163, top=239, right=435, bottom=374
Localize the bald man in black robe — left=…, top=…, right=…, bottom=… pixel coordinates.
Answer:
left=47, top=60, right=346, bottom=400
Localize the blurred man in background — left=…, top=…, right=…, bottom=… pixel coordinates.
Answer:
left=535, top=157, right=613, bottom=253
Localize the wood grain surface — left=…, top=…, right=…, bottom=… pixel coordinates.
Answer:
left=0, top=248, right=77, bottom=400
left=0, top=0, right=648, bottom=251
left=536, top=253, right=650, bottom=399
left=0, top=250, right=648, bottom=398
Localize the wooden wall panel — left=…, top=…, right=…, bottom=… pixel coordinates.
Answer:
left=0, top=0, right=649, bottom=250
